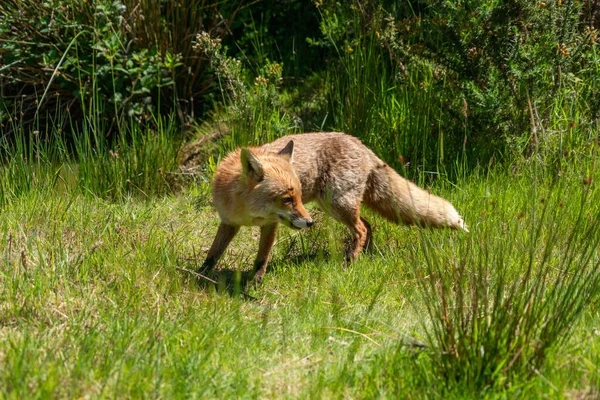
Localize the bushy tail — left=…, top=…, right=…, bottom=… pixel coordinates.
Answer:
left=364, top=164, right=469, bottom=232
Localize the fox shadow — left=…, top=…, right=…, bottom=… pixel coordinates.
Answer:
left=191, top=267, right=257, bottom=299
left=184, top=249, right=331, bottom=299
left=267, top=249, right=330, bottom=269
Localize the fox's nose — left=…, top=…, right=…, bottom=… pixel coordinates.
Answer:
left=306, top=219, right=314, bottom=227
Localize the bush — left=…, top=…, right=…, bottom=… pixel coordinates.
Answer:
left=0, top=0, right=241, bottom=138
left=314, top=0, right=600, bottom=169
left=193, top=31, right=302, bottom=150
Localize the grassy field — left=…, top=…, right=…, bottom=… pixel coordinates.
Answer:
left=2, top=1, right=600, bottom=396
left=1, top=151, right=599, bottom=398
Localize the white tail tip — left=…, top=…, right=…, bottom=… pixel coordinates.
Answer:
left=458, top=218, right=469, bottom=232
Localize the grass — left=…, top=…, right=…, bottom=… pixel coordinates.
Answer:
left=2, top=48, right=599, bottom=396
left=414, top=163, right=600, bottom=394
left=2, top=1, right=599, bottom=396
left=1, top=150, right=599, bottom=397
left=0, top=113, right=181, bottom=206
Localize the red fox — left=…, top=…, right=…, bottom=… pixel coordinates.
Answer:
left=201, top=132, right=468, bottom=282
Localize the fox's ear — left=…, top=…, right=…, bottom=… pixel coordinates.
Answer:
left=240, top=148, right=264, bottom=182
left=277, top=140, right=294, bottom=163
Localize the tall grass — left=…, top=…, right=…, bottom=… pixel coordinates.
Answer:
left=0, top=112, right=181, bottom=206
left=71, top=114, right=181, bottom=198
left=411, top=164, right=600, bottom=394
left=325, top=40, right=447, bottom=176
left=0, top=121, right=64, bottom=206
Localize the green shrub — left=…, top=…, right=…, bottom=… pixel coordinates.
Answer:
left=314, top=0, right=600, bottom=170
left=193, top=31, right=302, bottom=150
left=0, top=0, right=240, bottom=138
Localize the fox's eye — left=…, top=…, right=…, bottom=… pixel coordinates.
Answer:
left=282, top=197, right=293, bottom=205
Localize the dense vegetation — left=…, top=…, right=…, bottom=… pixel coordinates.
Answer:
left=1, top=0, right=600, bottom=397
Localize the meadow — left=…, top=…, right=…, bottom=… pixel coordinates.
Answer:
left=2, top=0, right=600, bottom=398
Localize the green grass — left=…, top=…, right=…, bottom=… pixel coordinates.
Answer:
left=1, top=154, right=599, bottom=398
left=2, top=52, right=599, bottom=396
left=3, top=2, right=599, bottom=396
left=0, top=113, right=181, bottom=206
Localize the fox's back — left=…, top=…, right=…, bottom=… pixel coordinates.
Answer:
left=262, top=132, right=381, bottom=203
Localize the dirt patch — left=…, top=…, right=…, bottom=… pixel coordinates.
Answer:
left=179, top=120, right=229, bottom=173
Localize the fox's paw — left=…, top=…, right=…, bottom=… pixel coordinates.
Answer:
left=252, top=274, right=264, bottom=285
left=251, top=269, right=266, bottom=285
left=198, top=257, right=217, bottom=275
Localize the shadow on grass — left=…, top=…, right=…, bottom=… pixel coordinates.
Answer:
left=268, top=249, right=330, bottom=270
left=195, top=268, right=257, bottom=299
left=178, top=249, right=330, bottom=300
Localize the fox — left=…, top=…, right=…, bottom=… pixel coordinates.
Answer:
left=200, top=132, right=468, bottom=283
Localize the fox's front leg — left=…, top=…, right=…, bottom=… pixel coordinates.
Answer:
left=253, top=223, right=278, bottom=283
left=199, top=222, right=240, bottom=273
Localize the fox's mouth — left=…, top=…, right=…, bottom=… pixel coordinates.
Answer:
left=278, top=215, right=302, bottom=230
left=277, top=214, right=314, bottom=230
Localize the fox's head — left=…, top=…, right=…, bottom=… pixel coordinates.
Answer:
left=240, top=141, right=313, bottom=230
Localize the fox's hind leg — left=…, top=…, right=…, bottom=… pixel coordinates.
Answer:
left=361, top=217, right=373, bottom=253
left=330, top=204, right=370, bottom=263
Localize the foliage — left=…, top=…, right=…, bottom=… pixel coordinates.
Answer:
left=313, top=0, right=600, bottom=169
left=225, top=0, right=325, bottom=78
left=194, top=31, right=302, bottom=150
left=0, top=0, right=239, bottom=137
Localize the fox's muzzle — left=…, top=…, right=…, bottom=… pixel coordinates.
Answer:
left=279, top=210, right=313, bottom=230
left=291, top=201, right=313, bottom=229
left=290, top=217, right=313, bottom=229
